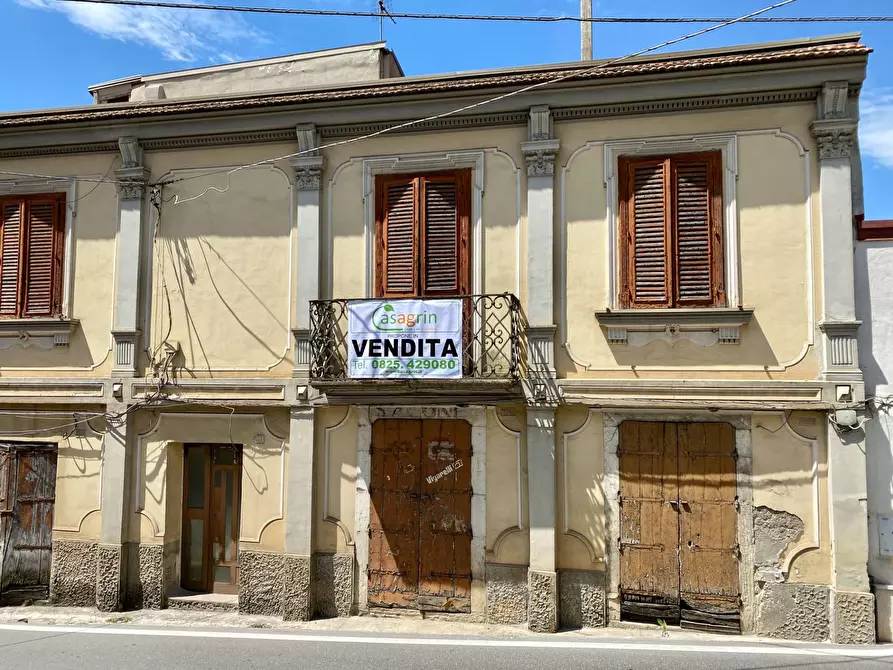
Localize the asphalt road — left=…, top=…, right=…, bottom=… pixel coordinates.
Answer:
left=1, top=624, right=892, bottom=669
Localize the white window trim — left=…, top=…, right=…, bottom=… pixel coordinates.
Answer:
left=603, top=134, right=739, bottom=310
left=0, top=177, right=78, bottom=318
left=361, top=150, right=484, bottom=298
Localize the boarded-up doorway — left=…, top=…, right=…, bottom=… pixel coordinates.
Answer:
left=0, top=443, right=57, bottom=605
left=368, top=419, right=472, bottom=612
left=618, top=421, right=739, bottom=633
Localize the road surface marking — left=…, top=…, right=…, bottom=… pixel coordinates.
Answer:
left=0, top=624, right=889, bottom=657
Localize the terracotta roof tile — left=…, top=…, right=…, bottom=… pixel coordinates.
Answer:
left=0, top=39, right=870, bottom=129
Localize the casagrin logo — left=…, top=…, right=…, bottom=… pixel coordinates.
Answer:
left=372, top=303, right=438, bottom=332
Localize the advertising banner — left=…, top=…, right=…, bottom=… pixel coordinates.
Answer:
left=347, top=299, right=463, bottom=379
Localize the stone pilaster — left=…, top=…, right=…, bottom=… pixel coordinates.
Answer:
left=811, top=82, right=862, bottom=388
left=522, top=106, right=559, bottom=376
left=112, top=136, right=150, bottom=378
left=526, top=407, right=558, bottom=632
left=96, top=405, right=131, bottom=611
left=290, top=124, right=325, bottom=376
left=282, top=406, right=315, bottom=620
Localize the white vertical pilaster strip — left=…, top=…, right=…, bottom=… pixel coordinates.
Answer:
left=526, top=407, right=557, bottom=573
left=285, top=407, right=314, bottom=556
left=354, top=406, right=372, bottom=611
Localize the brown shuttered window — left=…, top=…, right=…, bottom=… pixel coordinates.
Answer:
left=619, top=152, right=724, bottom=308
left=0, top=194, right=65, bottom=318
left=375, top=170, right=471, bottom=298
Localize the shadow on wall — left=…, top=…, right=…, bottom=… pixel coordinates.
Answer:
left=158, top=234, right=289, bottom=376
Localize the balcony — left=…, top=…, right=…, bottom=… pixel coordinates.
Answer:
left=309, top=294, right=523, bottom=400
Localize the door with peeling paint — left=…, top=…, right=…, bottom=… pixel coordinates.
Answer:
left=0, top=443, right=57, bottom=605
left=369, top=419, right=472, bottom=612
left=619, top=421, right=739, bottom=633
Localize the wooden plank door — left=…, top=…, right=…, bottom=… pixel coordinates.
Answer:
left=369, top=420, right=422, bottom=608
left=619, top=421, right=681, bottom=623
left=0, top=445, right=56, bottom=604
left=677, top=423, right=739, bottom=632
left=182, top=444, right=212, bottom=592
left=418, top=420, right=472, bottom=613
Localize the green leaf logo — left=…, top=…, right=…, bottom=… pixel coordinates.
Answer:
left=384, top=304, right=394, bottom=312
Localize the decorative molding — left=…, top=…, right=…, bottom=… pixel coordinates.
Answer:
left=810, top=120, right=857, bottom=159
left=322, top=112, right=528, bottom=140
left=492, top=408, right=523, bottom=541
left=361, top=150, right=484, bottom=299
left=295, top=123, right=320, bottom=155
left=111, top=329, right=139, bottom=376
left=562, top=408, right=600, bottom=565
left=0, top=319, right=79, bottom=350
left=594, top=309, right=752, bottom=347
left=528, top=104, right=552, bottom=141
left=118, top=136, right=143, bottom=168
left=114, top=165, right=150, bottom=200
left=819, top=321, right=861, bottom=369
left=291, top=157, right=325, bottom=190
left=780, top=417, right=821, bottom=575
left=521, top=139, right=560, bottom=177
left=603, top=133, right=739, bottom=311
left=562, top=128, right=814, bottom=372
left=292, top=328, right=310, bottom=368
left=820, top=81, right=850, bottom=120
left=484, top=149, right=522, bottom=298
left=323, top=407, right=354, bottom=547
left=527, top=325, right=556, bottom=373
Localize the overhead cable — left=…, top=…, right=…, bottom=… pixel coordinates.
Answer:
left=52, top=0, right=891, bottom=24
left=158, top=0, right=799, bottom=198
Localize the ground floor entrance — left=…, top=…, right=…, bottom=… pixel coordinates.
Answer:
left=368, top=419, right=472, bottom=612
left=0, top=443, right=56, bottom=605
left=181, top=444, right=242, bottom=595
left=618, top=421, right=740, bottom=633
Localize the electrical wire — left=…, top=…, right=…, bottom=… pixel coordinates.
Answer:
left=159, top=0, right=799, bottom=199
left=0, top=169, right=127, bottom=185
left=51, top=0, right=893, bottom=24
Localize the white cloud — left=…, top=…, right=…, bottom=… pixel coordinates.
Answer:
left=18, top=0, right=267, bottom=62
left=860, top=89, right=893, bottom=169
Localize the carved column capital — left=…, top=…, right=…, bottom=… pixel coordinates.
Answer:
left=114, top=166, right=151, bottom=201
left=811, top=120, right=858, bottom=160
left=521, top=139, right=560, bottom=177
left=290, top=156, right=325, bottom=191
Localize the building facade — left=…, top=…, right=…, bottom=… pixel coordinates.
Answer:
left=0, top=34, right=876, bottom=643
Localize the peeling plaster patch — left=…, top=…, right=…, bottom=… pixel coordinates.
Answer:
left=753, top=506, right=803, bottom=582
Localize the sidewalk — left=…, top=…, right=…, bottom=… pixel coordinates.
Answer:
left=0, top=603, right=872, bottom=648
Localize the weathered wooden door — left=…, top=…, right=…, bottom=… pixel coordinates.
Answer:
left=0, top=444, right=57, bottom=604
left=619, top=421, right=739, bottom=632
left=369, top=419, right=472, bottom=612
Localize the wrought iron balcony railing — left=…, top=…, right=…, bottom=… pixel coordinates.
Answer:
left=309, top=293, right=523, bottom=383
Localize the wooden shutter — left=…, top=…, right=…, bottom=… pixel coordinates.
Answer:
left=0, top=194, right=64, bottom=318
left=0, top=200, right=23, bottom=316
left=619, top=153, right=724, bottom=308
left=421, top=171, right=471, bottom=296
left=378, top=177, right=418, bottom=297
left=22, top=198, right=62, bottom=317
left=673, top=154, right=723, bottom=306
left=621, top=158, right=671, bottom=306
left=375, top=171, right=471, bottom=298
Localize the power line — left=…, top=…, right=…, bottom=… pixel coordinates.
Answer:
left=53, top=0, right=891, bottom=24
left=159, top=0, right=799, bottom=196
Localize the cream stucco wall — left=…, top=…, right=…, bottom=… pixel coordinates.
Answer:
left=313, top=406, right=358, bottom=554
left=559, top=104, right=819, bottom=380
left=324, top=127, right=526, bottom=302
left=556, top=406, right=605, bottom=571
left=145, top=146, right=297, bottom=375
left=486, top=408, right=528, bottom=565
left=752, top=410, right=831, bottom=584
left=0, top=153, right=119, bottom=375
left=133, top=410, right=288, bottom=553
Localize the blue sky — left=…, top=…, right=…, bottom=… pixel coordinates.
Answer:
left=4, top=0, right=893, bottom=216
